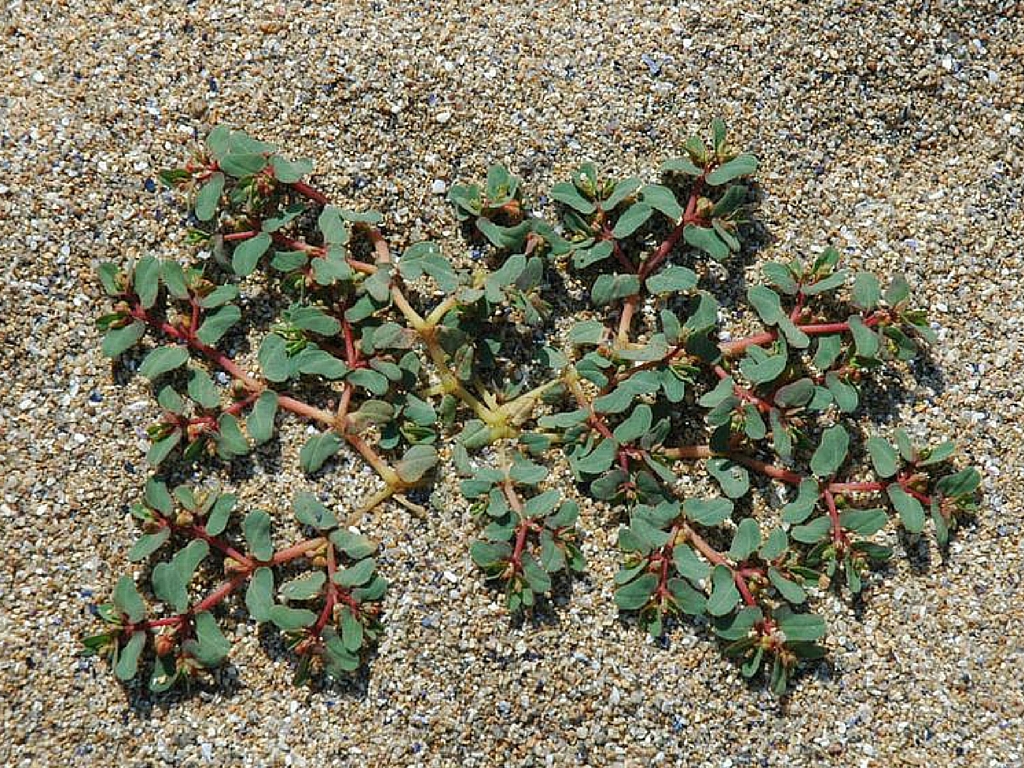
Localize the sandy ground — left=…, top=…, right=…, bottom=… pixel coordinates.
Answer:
left=2, top=1, right=1023, bottom=766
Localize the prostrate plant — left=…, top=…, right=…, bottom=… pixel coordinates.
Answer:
left=87, top=120, right=980, bottom=695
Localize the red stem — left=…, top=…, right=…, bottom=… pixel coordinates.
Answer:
left=169, top=520, right=253, bottom=568
left=719, top=312, right=883, bottom=357
left=290, top=181, right=329, bottom=205
left=823, top=489, right=844, bottom=546
left=714, top=364, right=772, bottom=414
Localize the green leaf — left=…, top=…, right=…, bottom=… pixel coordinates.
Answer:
left=762, top=262, right=799, bottom=295
left=747, top=285, right=785, bottom=325
left=614, top=573, right=657, bottom=610
left=839, top=508, right=888, bottom=536
left=683, top=225, right=729, bottom=260
left=848, top=316, right=879, bottom=359
left=768, top=568, right=806, bottom=603
left=243, top=509, right=274, bottom=560
left=852, top=272, right=881, bottom=310
left=667, top=578, right=707, bottom=615
left=887, top=484, right=925, bottom=533
left=97, top=262, right=122, bottom=296
left=936, top=467, right=980, bottom=498
left=299, top=432, right=344, bottom=474
left=572, top=438, right=618, bottom=475
left=128, top=528, right=171, bottom=562
left=347, top=368, right=390, bottom=396
left=661, top=157, right=702, bottom=176
left=395, top=444, right=438, bottom=483
left=885, top=274, right=911, bottom=305
left=196, top=304, right=241, bottom=345
left=485, top=164, right=518, bottom=202
left=646, top=265, right=698, bottom=295
left=113, top=575, right=146, bottom=623
left=144, top=478, right=173, bottom=514
left=232, top=232, right=271, bottom=276
left=759, top=527, right=788, bottom=560
left=741, top=353, right=787, bottom=385
left=311, top=248, right=353, bottom=285
left=147, top=429, right=181, bottom=467
left=334, top=557, right=376, bottom=587
left=572, top=240, right=614, bottom=270
left=103, top=321, right=147, bottom=358
left=803, top=269, right=849, bottom=296
left=782, top=480, right=820, bottom=523
left=706, top=154, right=758, bottom=185
left=198, top=284, right=239, bottom=309
left=509, top=454, right=547, bottom=485
left=280, top=571, right=327, bottom=601
left=470, top=540, right=512, bottom=569
left=672, top=544, right=711, bottom=582
left=399, top=242, right=459, bottom=292
left=339, top=606, right=365, bottom=653
left=246, top=391, right=278, bottom=445
left=707, top=565, right=740, bottom=616
left=215, top=413, right=249, bottom=458
left=714, top=606, right=763, bottom=641
left=728, top=518, right=761, bottom=561
left=294, top=348, right=348, bottom=379
left=550, top=182, right=595, bottom=214
left=114, top=631, right=146, bottom=681
left=813, top=335, right=843, bottom=370
left=776, top=608, right=825, bottom=642
left=707, top=458, right=750, bottom=498
left=293, top=491, right=338, bottom=529
left=610, top=201, right=651, bottom=237
left=613, top=404, right=652, bottom=444
left=139, top=346, right=189, bottom=379
left=288, top=305, right=341, bottom=336
left=740, top=645, right=764, bottom=679
left=711, top=118, right=728, bottom=153
left=603, top=177, right=641, bottom=209
left=810, top=425, right=849, bottom=478
left=195, top=172, right=225, bottom=221
left=639, top=184, right=682, bottom=221
left=712, top=185, right=747, bottom=219
left=866, top=437, right=898, bottom=478
left=539, top=530, right=566, bottom=572
left=133, top=255, right=161, bottom=309
left=191, top=611, right=231, bottom=667
left=148, top=654, right=178, bottom=693
left=919, top=441, right=956, bottom=467
left=683, top=497, right=734, bottom=526
left=160, top=260, right=189, bottom=299
left=524, top=489, right=561, bottom=518
left=521, top=551, right=552, bottom=594
left=205, top=493, right=235, bottom=536
left=330, top=529, right=377, bottom=560
left=152, top=540, right=208, bottom=612
left=314, top=205, right=348, bottom=245
left=268, top=605, right=317, bottom=631
left=184, top=367, right=219, bottom=409
left=591, top=273, right=640, bottom=305
left=258, top=334, right=293, bottom=382
left=270, top=155, right=313, bottom=183
left=824, top=372, right=858, bottom=413
left=774, top=378, right=814, bottom=409
left=220, top=152, right=268, bottom=177
left=791, top=516, right=832, bottom=544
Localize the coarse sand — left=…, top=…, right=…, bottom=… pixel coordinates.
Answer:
left=1, top=1, right=1023, bottom=766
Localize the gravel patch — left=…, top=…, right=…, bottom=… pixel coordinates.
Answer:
left=1, top=1, right=1022, bottom=766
